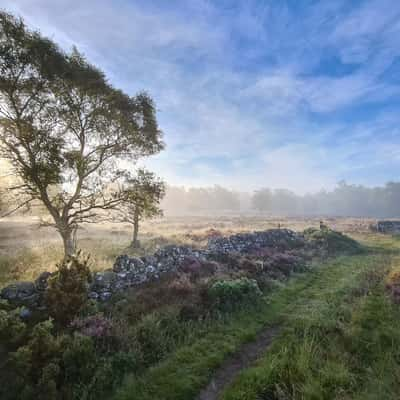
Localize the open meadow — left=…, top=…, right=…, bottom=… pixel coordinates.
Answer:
left=0, top=215, right=374, bottom=287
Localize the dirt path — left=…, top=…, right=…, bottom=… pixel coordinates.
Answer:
left=196, top=325, right=280, bottom=400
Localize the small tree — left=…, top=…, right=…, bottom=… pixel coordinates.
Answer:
left=45, top=253, right=91, bottom=326
left=117, top=169, right=165, bottom=248
left=0, top=12, right=163, bottom=257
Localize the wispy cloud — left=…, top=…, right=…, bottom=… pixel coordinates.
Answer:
left=4, top=0, right=400, bottom=193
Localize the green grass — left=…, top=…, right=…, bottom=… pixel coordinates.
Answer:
left=113, top=246, right=395, bottom=400
left=221, top=253, right=400, bottom=400
left=304, top=227, right=364, bottom=254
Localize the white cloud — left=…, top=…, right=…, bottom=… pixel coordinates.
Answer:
left=3, top=0, right=400, bottom=193
left=331, top=0, right=400, bottom=67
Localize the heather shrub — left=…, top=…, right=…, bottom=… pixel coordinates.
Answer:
left=0, top=312, right=129, bottom=400
left=70, top=314, right=113, bottom=338
left=267, top=252, right=305, bottom=277
left=117, top=274, right=198, bottom=320
left=45, top=254, right=92, bottom=325
left=208, top=278, right=262, bottom=313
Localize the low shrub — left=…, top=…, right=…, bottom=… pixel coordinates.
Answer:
left=0, top=310, right=133, bottom=400
left=45, top=253, right=92, bottom=326
left=208, top=278, right=262, bottom=313
left=1, top=318, right=90, bottom=400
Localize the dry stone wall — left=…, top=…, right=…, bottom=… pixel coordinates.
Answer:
left=1, top=229, right=305, bottom=311
left=374, top=220, right=400, bottom=234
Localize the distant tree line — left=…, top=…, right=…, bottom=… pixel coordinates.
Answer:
left=251, top=181, right=400, bottom=217
left=161, top=181, right=400, bottom=218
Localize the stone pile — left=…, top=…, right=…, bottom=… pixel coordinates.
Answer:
left=90, top=246, right=207, bottom=301
left=207, top=229, right=303, bottom=254
left=1, top=228, right=305, bottom=310
left=373, top=220, right=400, bottom=234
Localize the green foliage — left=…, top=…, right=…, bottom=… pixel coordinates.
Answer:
left=0, top=11, right=163, bottom=258
left=304, top=227, right=363, bottom=254
left=1, top=319, right=59, bottom=400
left=118, top=169, right=165, bottom=247
left=0, top=309, right=134, bottom=400
left=121, top=169, right=166, bottom=220
left=208, top=278, right=262, bottom=313
left=112, top=256, right=328, bottom=400
left=45, top=254, right=91, bottom=326
left=0, top=306, right=27, bottom=347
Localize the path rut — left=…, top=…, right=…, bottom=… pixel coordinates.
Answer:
left=196, top=326, right=280, bottom=400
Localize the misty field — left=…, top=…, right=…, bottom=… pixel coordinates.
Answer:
left=0, top=215, right=373, bottom=287
left=2, top=214, right=400, bottom=400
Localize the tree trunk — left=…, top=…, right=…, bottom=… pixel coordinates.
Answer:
left=131, top=211, right=140, bottom=248
left=61, top=227, right=76, bottom=259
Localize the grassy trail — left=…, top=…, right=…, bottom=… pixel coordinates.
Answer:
left=222, top=241, right=400, bottom=399
left=196, top=326, right=280, bottom=400
left=114, top=237, right=400, bottom=400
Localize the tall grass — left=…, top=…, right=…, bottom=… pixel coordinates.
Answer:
left=221, top=255, right=400, bottom=400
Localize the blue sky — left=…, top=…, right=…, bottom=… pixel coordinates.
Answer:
left=4, top=0, right=400, bottom=193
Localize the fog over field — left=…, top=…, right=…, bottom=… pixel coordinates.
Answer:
left=161, top=182, right=400, bottom=217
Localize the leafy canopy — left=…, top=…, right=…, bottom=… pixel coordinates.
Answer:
left=0, top=11, right=164, bottom=252
left=119, top=169, right=166, bottom=223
